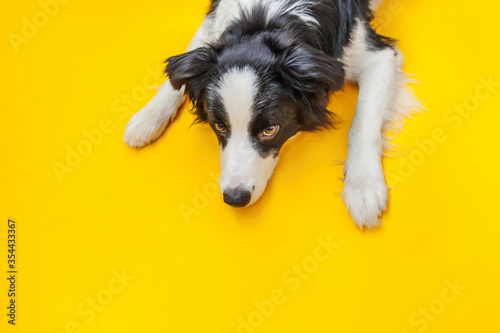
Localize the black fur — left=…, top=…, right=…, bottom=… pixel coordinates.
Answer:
left=165, top=0, right=393, bottom=157
left=165, top=47, right=217, bottom=124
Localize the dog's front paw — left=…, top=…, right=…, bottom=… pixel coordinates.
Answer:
left=123, top=108, right=169, bottom=148
left=342, top=173, right=388, bottom=229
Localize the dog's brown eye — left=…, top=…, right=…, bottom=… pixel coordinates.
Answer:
left=214, top=122, right=226, bottom=133
left=262, top=125, right=280, bottom=138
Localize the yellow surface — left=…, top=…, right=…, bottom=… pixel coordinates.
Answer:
left=1, top=1, right=499, bottom=332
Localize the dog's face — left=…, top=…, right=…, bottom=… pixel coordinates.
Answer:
left=166, top=35, right=344, bottom=207
left=206, top=66, right=300, bottom=207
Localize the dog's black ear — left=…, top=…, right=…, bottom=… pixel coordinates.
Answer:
left=165, top=47, right=216, bottom=90
left=280, top=43, right=345, bottom=94
left=277, top=43, right=345, bottom=130
left=165, top=47, right=217, bottom=123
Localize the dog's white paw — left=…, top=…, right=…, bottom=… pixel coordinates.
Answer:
left=342, top=173, right=388, bottom=229
left=123, top=108, right=170, bottom=148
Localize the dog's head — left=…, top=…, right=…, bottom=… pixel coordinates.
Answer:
left=165, top=33, right=344, bottom=207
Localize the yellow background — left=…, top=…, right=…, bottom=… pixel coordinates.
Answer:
left=1, top=0, right=499, bottom=332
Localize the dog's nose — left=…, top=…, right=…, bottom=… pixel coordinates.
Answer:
left=223, top=188, right=251, bottom=207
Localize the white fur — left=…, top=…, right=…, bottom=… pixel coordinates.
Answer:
left=123, top=81, right=184, bottom=148
left=217, top=67, right=278, bottom=204
left=341, top=20, right=422, bottom=228
left=124, top=0, right=321, bottom=148
left=123, top=20, right=212, bottom=148
left=264, top=0, right=319, bottom=26
left=124, top=1, right=423, bottom=227
left=343, top=20, right=424, bottom=152
left=218, top=67, right=256, bottom=132
left=369, top=0, right=385, bottom=11
left=382, top=53, right=424, bottom=151
left=211, top=0, right=318, bottom=35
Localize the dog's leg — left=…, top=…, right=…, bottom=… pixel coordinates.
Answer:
left=342, top=31, right=400, bottom=228
left=123, top=21, right=211, bottom=148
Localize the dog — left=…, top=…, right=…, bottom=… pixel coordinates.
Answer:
left=123, top=0, right=422, bottom=228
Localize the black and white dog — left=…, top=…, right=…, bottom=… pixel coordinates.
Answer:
left=123, top=0, right=421, bottom=228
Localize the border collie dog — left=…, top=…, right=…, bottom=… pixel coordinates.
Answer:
left=123, top=0, right=421, bottom=228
